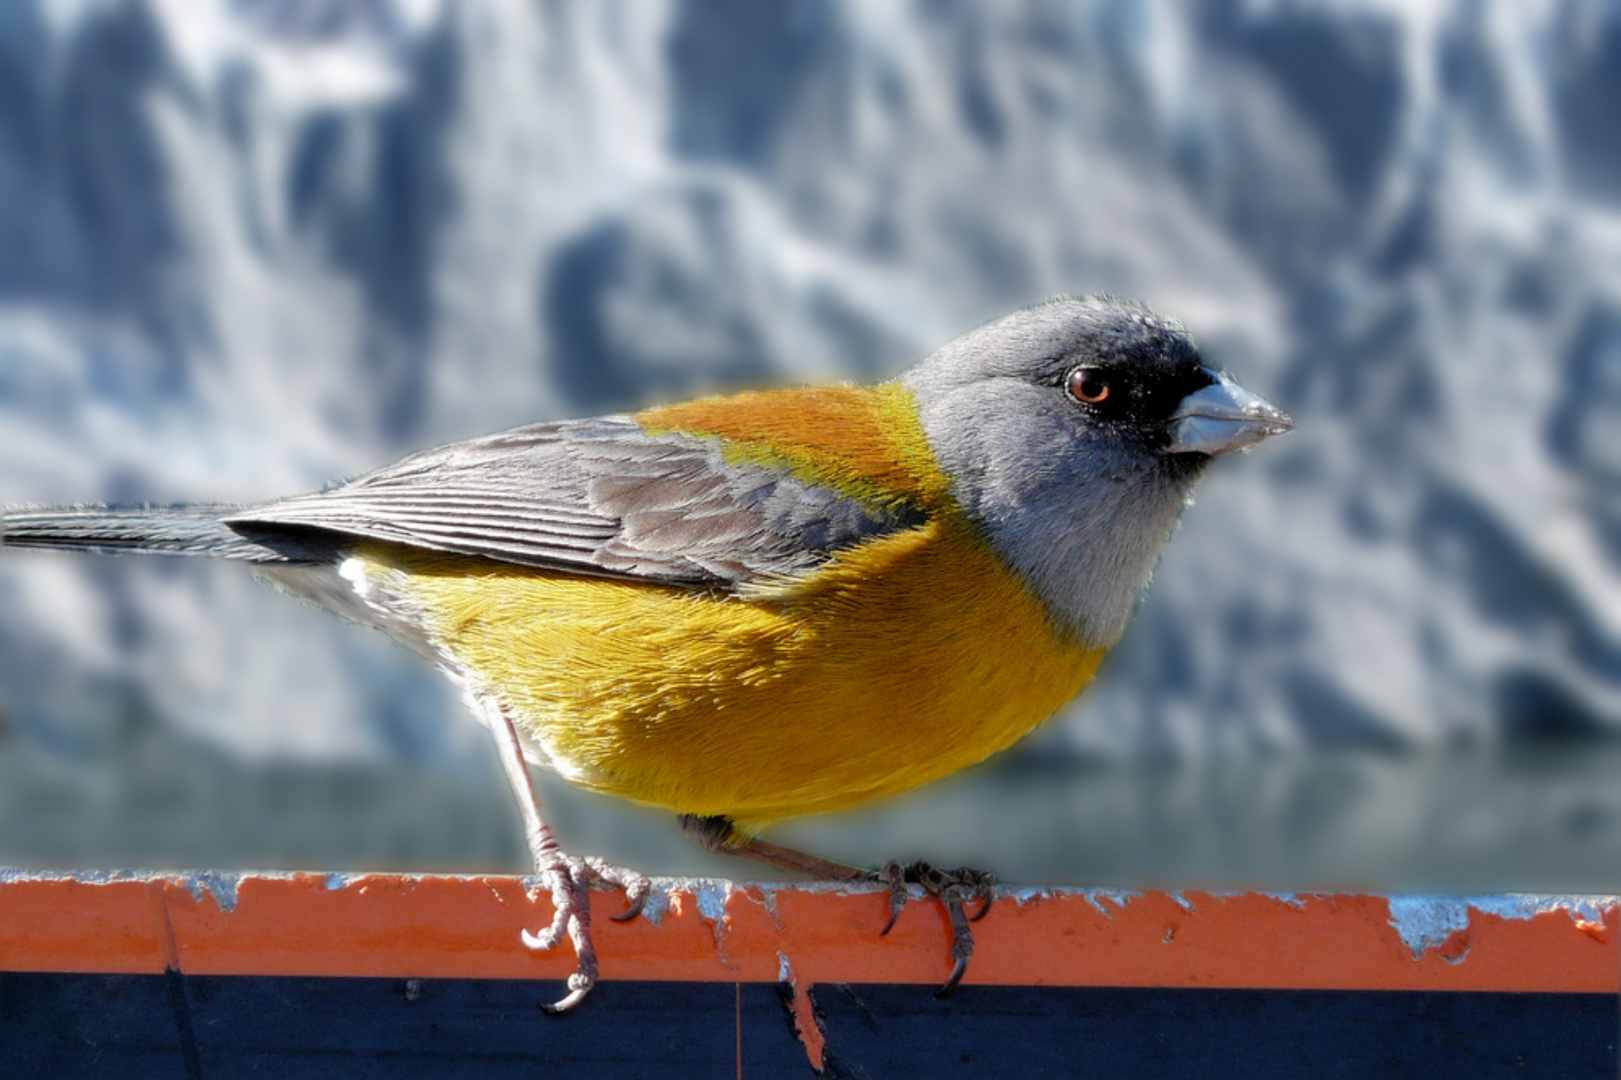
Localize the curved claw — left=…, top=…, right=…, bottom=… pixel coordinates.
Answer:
left=878, top=861, right=910, bottom=936
left=940, top=887, right=975, bottom=990
left=969, top=881, right=996, bottom=922
left=581, top=855, right=652, bottom=925
left=520, top=926, right=555, bottom=951
left=877, top=860, right=993, bottom=993
left=517, top=852, right=651, bottom=1015
left=541, top=974, right=595, bottom=1015
left=936, top=956, right=970, bottom=998
left=611, top=888, right=648, bottom=923
left=519, top=893, right=569, bottom=952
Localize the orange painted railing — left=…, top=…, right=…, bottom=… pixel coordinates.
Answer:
left=2, top=871, right=1615, bottom=993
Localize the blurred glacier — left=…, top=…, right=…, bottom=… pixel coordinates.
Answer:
left=2, top=0, right=1621, bottom=871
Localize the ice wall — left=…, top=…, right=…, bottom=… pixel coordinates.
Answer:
left=0, top=0, right=1617, bottom=767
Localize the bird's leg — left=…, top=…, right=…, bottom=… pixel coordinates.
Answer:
left=483, top=697, right=649, bottom=1014
left=680, top=813, right=870, bottom=880
left=678, top=815, right=995, bottom=995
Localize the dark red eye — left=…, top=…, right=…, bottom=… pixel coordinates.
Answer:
left=1067, top=368, right=1110, bottom=405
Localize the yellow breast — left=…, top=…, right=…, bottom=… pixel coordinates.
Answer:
left=354, top=383, right=1105, bottom=828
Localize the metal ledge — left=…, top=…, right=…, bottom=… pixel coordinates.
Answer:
left=2, top=870, right=1616, bottom=992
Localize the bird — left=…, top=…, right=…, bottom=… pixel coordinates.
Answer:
left=1, top=296, right=1292, bottom=1011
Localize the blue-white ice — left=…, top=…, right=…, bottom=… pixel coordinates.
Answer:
left=0, top=0, right=1617, bottom=772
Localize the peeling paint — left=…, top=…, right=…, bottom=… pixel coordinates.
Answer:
left=776, top=951, right=827, bottom=1073
left=1081, top=888, right=1141, bottom=916
left=728, top=884, right=788, bottom=931
left=694, top=880, right=733, bottom=955
left=644, top=877, right=739, bottom=951
left=988, top=885, right=1147, bottom=913
left=8, top=867, right=1619, bottom=975
left=750, top=886, right=785, bottom=931
left=1386, top=895, right=1621, bottom=958
left=753, top=879, right=885, bottom=898
left=0, top=867, right=146, bottom=886
left=694, top=880, right=731, bottom=925
left=637, top=886, right=672, bottom=927
left=1006, top=885, right=1055, bottom=906
left=1386, top=897, right=1472, bottom=957
left=1260, top=892, right=1309, bottom=909
left=1467, top=895, right=1617, bottom=929
left=180, top=870, right=241, bottom=913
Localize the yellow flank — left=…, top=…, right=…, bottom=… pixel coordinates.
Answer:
left=353, top=383, right=1105, bottom=829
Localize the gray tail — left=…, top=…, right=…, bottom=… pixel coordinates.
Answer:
left=0, top=504, right=333, bottom=563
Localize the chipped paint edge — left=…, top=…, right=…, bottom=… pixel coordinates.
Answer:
left=1385, top=894, right=1621, bottom=958
left=6, top=868, right=1617, bottom=962
left=5, top=870, right=1619, bottom=992
left=6, top=868, right=1617, bottom=913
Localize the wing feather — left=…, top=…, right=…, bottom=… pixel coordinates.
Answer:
left=226, top=415, right=925, bottom=589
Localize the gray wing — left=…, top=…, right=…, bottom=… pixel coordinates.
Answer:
left=228, top=417, right=926, bottom=589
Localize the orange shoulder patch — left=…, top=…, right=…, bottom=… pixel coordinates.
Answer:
left=635, top=382, right=952, bottom=510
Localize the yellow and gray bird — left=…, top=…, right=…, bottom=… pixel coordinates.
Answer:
left=1, top=297, right=1292, bottom=1010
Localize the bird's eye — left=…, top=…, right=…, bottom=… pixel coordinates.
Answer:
left=1066, top=368, right=1110, bottom=405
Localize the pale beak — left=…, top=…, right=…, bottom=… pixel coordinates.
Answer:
left=1164, top=370, right=1294, bottom=456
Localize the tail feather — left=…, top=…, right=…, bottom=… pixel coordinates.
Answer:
left=1, top=504, right=330, bottom=563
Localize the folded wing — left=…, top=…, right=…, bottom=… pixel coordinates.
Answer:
left=230, top=416, right=926, bottom=590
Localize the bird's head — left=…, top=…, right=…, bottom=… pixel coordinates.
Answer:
left=902, top=297, right=1292, bottom=646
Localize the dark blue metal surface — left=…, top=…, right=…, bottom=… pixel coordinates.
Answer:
left=1, top=973, right=1614, bottom=1079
